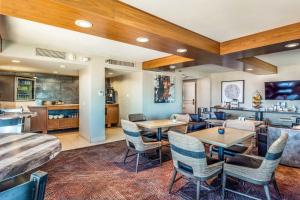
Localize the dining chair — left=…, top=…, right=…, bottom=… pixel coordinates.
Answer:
left=0, top=171, right=48, bottom=200
left=161, top=114, right=190, bottom=141
left=168, top=131, right=223, bottom=200
left=210, top=120, right=256, bottom=158
left=128, top=113, right=157, bottom=139
left=121, top=120, right=162, bottom=173
left=0, top=108, right=24, bottom=134
left=222, top=132, right=288, bottom=200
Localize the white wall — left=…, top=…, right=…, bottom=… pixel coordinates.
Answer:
left=79, top=57, right=106, bottom=143
left=142, top=71, right=183, bottom=119
left=196, top=77, right=211, bottom=109
left=110, top=71, right=143, bottom=120
left=210, top=65, right=300, bottom=109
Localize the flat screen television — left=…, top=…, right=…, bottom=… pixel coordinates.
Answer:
left=265, top=81, right=300, bottom=100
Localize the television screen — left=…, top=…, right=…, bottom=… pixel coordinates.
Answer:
left=265, top=81, right=300, bottom=100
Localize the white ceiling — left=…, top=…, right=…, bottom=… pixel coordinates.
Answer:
left=1, top=16, right=170, bottom=62
left=0, top=55, right=83, bottom=76
left=257, top=49, right=300, bottom=67
left=121, top=0, right=300, bottom=42
left=177, top=64, right=233, bottom=79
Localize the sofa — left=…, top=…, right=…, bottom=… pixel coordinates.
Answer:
left=187, top=114, right=206, bottom=132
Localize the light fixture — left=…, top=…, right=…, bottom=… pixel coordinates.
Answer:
left=136, top=37, right=149, bottom=43
left=11, top=60, right=21, bottom=63
left=169, top=65, right=176, bottom=69
left=284, top=42, right=299, bottom=48
left=78, top=56, right=90, bottom=62
left=53, top=71, right=58, bottom=74
left=246, top=68, right=253, bottom=71
left=66, top=53, right=76, bottom=61
left=176, top=48, right=187, bottom=53
left=33, top=76, right=38, bottom=79
left=75, top=20, right=93, bottom=28
left=60, top=64, right=66, bottom=68
left=108, top=72, right=114, bottom=75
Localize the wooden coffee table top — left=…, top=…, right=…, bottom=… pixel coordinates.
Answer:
left=0, top=133, right=61, bottom=182
left=188, top=127, right=255, bottom=148
left=136, top=119, right=187, bottom=129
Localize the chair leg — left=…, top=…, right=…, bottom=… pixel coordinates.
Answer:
left=273, top=179, right=282, bottom=200
left=159, top=148, right=162, bottom=166
left=168, top=169, right=177, bottom=194
left=135, top=153, right=140, bottom=173
left=123, top=148, right=130, bottom=164
left=196, top=180, right=201, bottom=200
left=222, top=173, right=227, bottom=200
left=264, top=184, right=271, bottom=200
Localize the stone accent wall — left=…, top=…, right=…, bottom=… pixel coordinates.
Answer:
left=35, top=74, right=79, bottom=104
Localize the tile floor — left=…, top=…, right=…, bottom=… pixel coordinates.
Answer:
left=53, top=127, right=124, bottom=151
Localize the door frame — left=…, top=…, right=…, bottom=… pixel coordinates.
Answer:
left=182, top=79, right=197, bottom=114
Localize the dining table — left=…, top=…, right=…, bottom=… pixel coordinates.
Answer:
left=189, top=127, right=255, bottom=160
left=136, top=119, right=187, bottom=141
left=0, top=132, right=61, bottom=182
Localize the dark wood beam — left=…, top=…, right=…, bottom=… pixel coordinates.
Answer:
left=238, top=57, right=278, bottom=75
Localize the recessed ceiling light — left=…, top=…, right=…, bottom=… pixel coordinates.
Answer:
left=284, top=42, right=299, bottom=48
left=176, top=48, right=187, bottom=53
left=75, top=20, right=93, bottom=28
left=11, top=60, right=21, bottom=63
left=108, top=72, right=114, bottom=75
left=53, top=71, right=58, bottom=74
left=246, top=68, right=253, bottom=71
left=33, top=76, right=38, bottom=79
left=169, top=65, right=176, bottom=69
left=136, top=37, right=149, bottom=43
left=60, top=64, right=66, bottom=68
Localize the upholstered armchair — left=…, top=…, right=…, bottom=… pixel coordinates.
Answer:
left=121, top=120, right=162, bottom=173
left=168, top=131, right=223, bottom=200
left=222, top=132, right=288, bottom=200
left=210, top=120, right=256, bottom=158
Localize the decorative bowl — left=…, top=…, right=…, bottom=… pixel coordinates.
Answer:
left=218, top=128, right=225, bottom=135
left=49, top=115, right=54, bottom=119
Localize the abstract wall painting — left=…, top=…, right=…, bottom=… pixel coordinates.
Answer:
left=154, top=75, right=175, bottom=103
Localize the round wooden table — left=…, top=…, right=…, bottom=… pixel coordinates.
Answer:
left=0, top=133, right=61, bottom=182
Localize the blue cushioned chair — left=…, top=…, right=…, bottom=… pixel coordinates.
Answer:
left=0, top=171, right=48, bottom=200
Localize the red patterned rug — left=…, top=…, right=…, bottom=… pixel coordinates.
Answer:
left=39, top=140, right=300, bottom=200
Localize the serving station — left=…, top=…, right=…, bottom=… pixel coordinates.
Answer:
left=29, top=104, right=79, bottom=133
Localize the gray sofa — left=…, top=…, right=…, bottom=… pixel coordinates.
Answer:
left=268, top=127, right=300, bottom=168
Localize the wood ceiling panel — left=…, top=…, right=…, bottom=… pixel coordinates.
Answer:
left=143, top=55, right=194, bottom=70
left=220, top=22, right=300, bottom=55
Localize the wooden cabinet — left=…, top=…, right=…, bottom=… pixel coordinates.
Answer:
left=29, top=104, right=79, bottom=133
left=105, top=104, right=119, bottom=127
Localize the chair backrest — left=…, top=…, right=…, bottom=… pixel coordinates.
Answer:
left=0, top=171, right=48, bottom=200
left=224, top=119, right=255, bottom=131
left=168, top=131, right=208, bottom=178
left=2, top=108, right=23, bottom=113
left=170, top=114, right=190, bottom=134
left=258, top=132, right=288, bottom=182
left=128, top=113, right=147, bottom=122
left=0, top=118, right=23, bottom=134
left=214, top=111, right=226, bottom=120
left=121, top=119, right=145, bottom=152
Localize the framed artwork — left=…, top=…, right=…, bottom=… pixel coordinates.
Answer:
left=221, top=80, right=244, bottom=103
left=154, top=75, right=175, bottom=103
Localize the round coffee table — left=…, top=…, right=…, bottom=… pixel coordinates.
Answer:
left=0, top=133, right=61, bottom=182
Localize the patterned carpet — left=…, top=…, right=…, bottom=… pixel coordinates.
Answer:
left=39, top=140, right=300, bottom=200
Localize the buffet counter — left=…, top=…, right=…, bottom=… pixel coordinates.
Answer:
left=28, top=104, right=79, bottom=133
